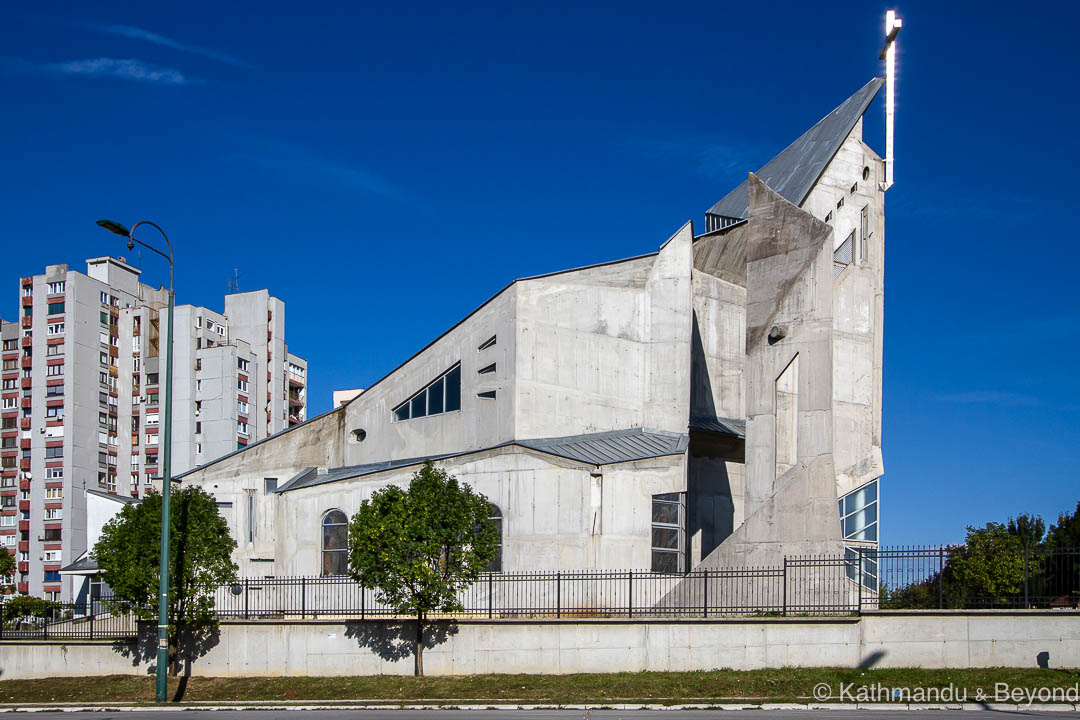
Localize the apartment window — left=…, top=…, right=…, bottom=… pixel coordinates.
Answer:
left=44, top=550, right=61, bottom=563
left=195, top=421, right=202, bottom=434
left=238, top=358, right=249, bottom=371
left=237, top=401, right=248, bottom=414
left=147, top=373, right=159, bottom=385
left=133, top=336, right=141, bottom=352
left=45, top=508, right=62, bottom=520
left=196, top=379, right=202, bottom=392
left=321, top=510, right=348, bottom=576
left=1, top=379, right=14, bottom=391
left=100, top=291, right=109, bottom=304
left=392, top=364, right=461, bottom=422
left=45, top=406, right=63, bottom=420
left=195, top=358, right=202, bottom=371
left=132, top=357, right=141, bottom=372
left=46, top=385, right=63, bottom=398
left=196, top=442, right=202, bottom=454
left=0, top=516, right=14, bottom=527
left=146, top=413, right=159, bottom=425
left=46, top=343, right=63, bottom=356
left=194, top=400, right=201, bottom=415
left=45, top=446, right=63, bottom=458
left=47, top=323, right=64, bottom=336
left=43, top=528, right=61, bottom=541
left=0, top=494, right=13, bottom=505
left=100, top=311, right=110, bottom=325
left=2, top=359, right=16, bottom=371
left=46, top=487, right=62, bottom=500
left=147, top=393, right=159, bottom=405
left=237, top=379, right=248, bottom=392
left=44, top=570, right=61, bottom=583
left=205, top=319, right=214, bottom=332
left=839, top=479, right=879, bottom=542
left=651, top=493, right=685, bottom=573
left=1, top=417, right=14, bottom=429
left=145, top=434, right=158, bottom=446
left=47, top=468, right=62, bottom=480
left=2, top=339, right=15, bottom=351
left=1, top=398, right=15, bottom=410
left=46, top=364, right=64, bottom=377
left=237, top=420, right=248, bottom=436
left=48, top=282, right=65, bottom=295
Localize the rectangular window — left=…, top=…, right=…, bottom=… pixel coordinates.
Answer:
left=238, top=358, right=249, bottom=371
left=393, top=364, right=461, bottom=422
left=146, top=373, right=159, bottom=385
left=45, top=508, right=62, bottom=520
left=45, top=487, right=62, bottom=500
left=44, top=528, right=61, bottom=541
left=0, top=516, right=15, bottom=527
left=2, top=339, right=15, bottom=351
left=651, top=493, right=685, bottom=573
left=47, top=467, right=63, bottom=479
left=45, top=446, right=63, bottom=458
left=237, top=420, right=248, bottom=436
left=47, top=322, right=64, bottom=335
left=859, top=205, right=870, bottom=262
left=237, top=379, right=248, bottom=392
left=46, top=343, right=63, bottom=356
left=195, top=358, right=201, bottom=371
left=246, top=490, right=255, bottom=543
left=147, top=393, right=159, bottom=405
left=46, top=364, right=64, bottom=377
left=46, top=385, right=63, bottom=397
left=237, top=401, right=248, bottom=414
left=47, top=302, right=64, bottom=315
left=48, top=282, right=65, bottom=294
left=1, top=398, right=16, bottom=410
left=146, top=413, right=159, bottom=425
left=44, top=550, right=61, bottom=563
left=145, top=434, right=158, bottom=445
left=839, top=479, right=879, bottom=542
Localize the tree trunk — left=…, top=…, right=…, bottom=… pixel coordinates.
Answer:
left=414, top=610, right=424, bottom=676
left=168, top=636, right=179, bottom=677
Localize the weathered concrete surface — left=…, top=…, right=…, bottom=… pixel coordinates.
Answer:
left=4, top=613, right=1078, bottom=679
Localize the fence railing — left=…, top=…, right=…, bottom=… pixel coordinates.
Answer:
left=4, top=546, right=1078, bottom=640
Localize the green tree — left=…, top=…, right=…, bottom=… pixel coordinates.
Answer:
left=0, top=548, right=14, bottom=594
left=945, top=522, right=1025, bottom=606
left=2, top=595, right=57, bottom=624
left=1046, top=501, right=1080, bottom=548
left=347, top=462, right=498, bottom=675
left=94, top=486, right=237, bottom=675
left=1007, top=513, right=1046, bottom=548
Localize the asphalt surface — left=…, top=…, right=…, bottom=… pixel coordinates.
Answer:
left=8, top=712, right=1080, bottom=719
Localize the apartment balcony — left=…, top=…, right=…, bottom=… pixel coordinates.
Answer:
left=19, top=418, right=30, bottom=430
left=19, top=479, right=30, bottom=491
left=20, top=317, right=31, bottom=329
left=19, top=459, right=29, bottom=471
left=288, top=372, right=305, bottom=388
left=17, top=540, right=28, bottom=552
left=20, top=377, right=31, bottom=390
left=16, top=561, right=28, bottom=573
left=19, top=398, right=30, bottom=410
left=20, top=357, right=31, bottom=370
left=19, top=439, right=29, bottom=451
left=20, top=335, right=31, bottom=348
left=16, top=582, right=27, bottom=594
left=18, top=520, right=28, bottom=532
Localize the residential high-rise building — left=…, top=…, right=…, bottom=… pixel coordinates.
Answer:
left=0, top=258, right=306, bottom=600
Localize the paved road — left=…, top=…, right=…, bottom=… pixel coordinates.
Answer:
left=10, top=712, right=1080, bottom=719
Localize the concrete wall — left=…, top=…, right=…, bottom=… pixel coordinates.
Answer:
left=5, top=612, right=1078, bottom=679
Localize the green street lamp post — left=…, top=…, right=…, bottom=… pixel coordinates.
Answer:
left=97, top=219, right=175, bottom=703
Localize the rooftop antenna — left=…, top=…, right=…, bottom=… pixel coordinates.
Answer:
left=879, top=9, right=903, bottom=191
left=227, top=268, right=242, bottom=294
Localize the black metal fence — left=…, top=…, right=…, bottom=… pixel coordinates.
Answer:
left=0, top=599, right=140, bottom=641
left=4, top=546, right=1078, bottom=640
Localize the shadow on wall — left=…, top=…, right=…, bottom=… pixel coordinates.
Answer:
left=1038, top=651, right=1050, bottom=669
left=112, top=620, right=221, bottom=701
left=344, top=620, right=459, bottom=664
left=858, top=649, right=887, bottom=669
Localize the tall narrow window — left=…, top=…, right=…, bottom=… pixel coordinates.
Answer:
left=246, top=491, right=256, bottom=543
left=321, top=510, right=348, bottom=576
left=775, top=354, right=799, bottom=479
left=487, top=504, right=503, bottom=572
left=859, top=205, right=870, bottom=262
left=651, top=493, right=684, bottom=573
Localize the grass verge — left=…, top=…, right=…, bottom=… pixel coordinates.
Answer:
left=2, top=668, right=1080, bottom=705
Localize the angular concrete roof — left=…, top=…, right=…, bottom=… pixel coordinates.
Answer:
left=276, top=427, right=689, bottom=494
left=707, top=77, right=884, bottom=222
left=689, top=415, right=746, bottom=437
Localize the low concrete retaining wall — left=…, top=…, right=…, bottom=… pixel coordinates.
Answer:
left=2, top=611, right=1077, bottom=679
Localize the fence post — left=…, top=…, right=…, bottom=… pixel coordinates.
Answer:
left=938, top=547, right=944, bottom=609
left=628, top=571, right=633, bottom=619
left=556, top=572, right=561, bottom=619
left=487, top=573, right=493, bottom=619
left=42, top=609, right=47, bottom=641
left=89, top=605, right=95, bottom=640
left=782, top=557, right=788, bottom=617
left=301, top=576, right=306, bottom=620
left=244, top=578, right=249, bottom=620
left=703, top=569, right=708, bottom=619
left=857, top=548, right=864, bottom=615
left=361, top=582, right=366, bottom=621
left=1024, top=544, right=1030, bottom=609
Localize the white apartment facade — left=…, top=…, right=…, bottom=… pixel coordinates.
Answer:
left=0, top=259, right=306, bottom=601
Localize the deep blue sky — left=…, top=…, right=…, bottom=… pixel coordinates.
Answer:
left=3, top=1, right=1077, bottom=546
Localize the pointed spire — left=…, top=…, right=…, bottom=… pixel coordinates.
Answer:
left=706, top=77, right=884, bottom=224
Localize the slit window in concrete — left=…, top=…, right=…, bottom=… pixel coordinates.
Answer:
left=775, top=354, right=799, bottom=479
left=477, top=390, right=496, bottom=399
left=478, top=335, right=497, bottom=351
left=393, top=364, right=461, bottom=421
left=478, top=363, right=496, bottom=375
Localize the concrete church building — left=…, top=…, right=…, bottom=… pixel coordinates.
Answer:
left=180, top=78, right=887, bottom=580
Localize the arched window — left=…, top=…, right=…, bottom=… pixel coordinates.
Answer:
left=487, top=504, right=503, bottom=573
left=321, top=509, right=348, bottom=576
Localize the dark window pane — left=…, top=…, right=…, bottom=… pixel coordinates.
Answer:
left=323, top=510, right=347, bottom=526
left=411, top=393, right=426, bottom=419
left=445, top=366, right=461, bottom=412
left=394, top=404, right=409, bottom=422
left=322, top=550, right=348, bottom=576
left=653, top=492, right=681, bottom=503
left=651, top=550, right=680, bottom=573
left=652, top=527, right=680, bottom=550
left=651, top=501, right=680, bottom=525
left=427, top=377, right=444, bottom=415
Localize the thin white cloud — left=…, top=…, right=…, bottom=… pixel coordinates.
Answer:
left=230, top=139, right=407, bottom=201
left=47, top=57, right=189, bottom=85
left=93, top=23, right=250, bottom=68
left=938, top=390, right=1039, bottom=407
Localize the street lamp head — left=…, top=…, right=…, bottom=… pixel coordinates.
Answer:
left=96, top=219, right=131, bottom=238
left=127, top=239, right=135, bottom=251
